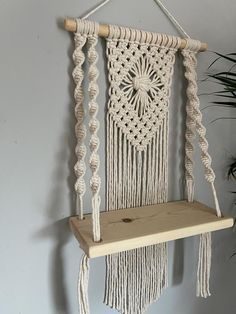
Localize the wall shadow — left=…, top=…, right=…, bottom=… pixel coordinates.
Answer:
left=172, top=239, right=184, bottom=286
left=169, top=52, right=187, bottom=287
left=34, top=219, right=71, bottom=314
left=32, top=18, right=77, bottom=314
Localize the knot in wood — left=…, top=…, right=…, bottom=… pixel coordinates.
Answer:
left=122, top=218, right=133, bottom=223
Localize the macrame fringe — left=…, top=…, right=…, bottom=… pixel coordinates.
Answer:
left=78, top=254, right=90, bottom=314
left=196, top=233, right=211, bottom=298
left=104, top=114, right=169, bottom=314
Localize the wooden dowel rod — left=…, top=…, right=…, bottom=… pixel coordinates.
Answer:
left=64, top=18, right=208, bottom=52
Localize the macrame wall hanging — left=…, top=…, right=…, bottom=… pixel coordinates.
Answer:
left=64, top=1, right=233, bottom=313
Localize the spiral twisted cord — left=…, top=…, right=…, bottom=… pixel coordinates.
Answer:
left=184, top=89, right=196, bottom=202
left=182, top=50, right=221, bottom=218
left=182, top=47, right=221, bottom=299
left=73, top=33, right=87, bottom=219
left=87, top=34, right=101, bottom=242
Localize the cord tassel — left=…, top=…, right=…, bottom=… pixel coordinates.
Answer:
left=196, top=233, right=211, bottom=298
left=78, top=255, right=90, bottom=314
left=182, top=42, right=222, bottom=299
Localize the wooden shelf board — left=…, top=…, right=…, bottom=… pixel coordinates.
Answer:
left=69, top=200, right=234, bottom=258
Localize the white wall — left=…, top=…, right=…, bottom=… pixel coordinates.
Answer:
left=0, top=1, right=236, bottom=313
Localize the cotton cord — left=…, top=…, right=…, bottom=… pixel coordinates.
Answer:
left=107, top=23, right=182, bottom=49
left=197, top=233, right=212, bottom=298
left=73, top=20, right=100, bottom=314
left=104, top=34, right=178, bottom=314
left=182, top=41, right=221, bottom=217
left=72, top=19, right=219, bottom=313
left=87, top=27, right=101, bottom=242
left=73, top=32, right=87, bottom=219
left=78, top=255, right=90, bottom=314
left=153, top=0, right=190, bottom=38
left=73, top=19, right=101, bottom=240
left=80, top=0, right=190, bottom=39
left=182, top=40, right=221, bottom=298
left=81, top=0, right=111, bottom=20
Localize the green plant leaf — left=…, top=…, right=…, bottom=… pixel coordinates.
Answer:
left=214, top=52, right=236, bottom=63
left=213, top=101, right=236, bottom=106
left=214, top=94, right=236, bottom=99
left=208, top=75, right=236, bottom=87
left=211, top=72, right=236, bottom=77
left=228, top=160, right=236, bottom=179
left=208, top=52, right=236, bottom=69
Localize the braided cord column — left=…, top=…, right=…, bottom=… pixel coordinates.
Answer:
left=182, top=45, right=221, bottom=298
left=72, top=29, right=90, bottom=314
left=182, top=49, right=221, bottom=218
left=73, top=33, right=87, bottom=219
left=184, top=79, right=196, bottom=202
left=73, top=19, right=101, bottom=314
left=87, top=30, right=101, bottom=242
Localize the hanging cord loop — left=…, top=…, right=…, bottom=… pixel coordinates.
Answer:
left=153, top=0, right=190, bottom=38
left=80, top=0, right=190, bottom=39
left=81, top=0, right=111, bottom=20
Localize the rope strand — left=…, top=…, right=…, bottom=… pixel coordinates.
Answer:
left=182, top=41, right=220, bottom=299
left=73, top=33, right=87, bottom=219
left=87, top=31, right=101, bottom=242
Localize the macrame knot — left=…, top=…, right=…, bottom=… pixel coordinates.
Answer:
left=89, top=84, right=99, bottom=98
left=90, top=137, right=99, bottom=151
left=89, top=102, right=98, bottom=115
left=73, top=68, right=84, bottom=83
left=76, top=19, right=99, bottom=36
left=76, top=145, right=86, bottom=159
left=75, top=179, right=86, bottom=195
left=90, top=156, right=99, bottom=171
left=75, top=105, right=85, bottom=123
left=89, top=119, right=99, bottom=133
left=133, top=75, right=151, bottom=92
left=89, top=68, right=98, bottom=82
left=88, top=50, right=98, bottom=64
left=90, top=175, right=101, bottom=193
left=204, top=170, right=215, bottom=183
left=76, top=126, right=86, bottom=141
left=73, top=52, right=85, bottom=66
left=74, top=161, right=86, bottom=177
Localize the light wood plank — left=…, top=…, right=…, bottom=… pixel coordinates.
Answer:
left=69, top=200, right=234, bottom=258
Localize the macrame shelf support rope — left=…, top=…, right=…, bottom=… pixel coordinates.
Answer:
left=181, top=43, right=223, bottom=298
left=68, top=18, right=233, bottom=314
left=73, top=19, right=101, bottom=242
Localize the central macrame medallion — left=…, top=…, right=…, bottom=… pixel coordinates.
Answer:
left=107, top=42, right=174, bottom=151
left=104, top=33, right=177, bottom=314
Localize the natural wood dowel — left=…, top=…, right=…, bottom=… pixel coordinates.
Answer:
left=64, top=18, right=208, bottom=52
